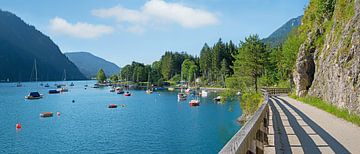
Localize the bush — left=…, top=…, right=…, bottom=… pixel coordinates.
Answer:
left=241, top=91, right=264, bottom=115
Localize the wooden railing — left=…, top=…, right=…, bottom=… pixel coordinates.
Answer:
left=261, top=87, right=291, bottom=96
left=219, top=91, right=269, bottom=154
left=219, top=88, right=290, bottom=154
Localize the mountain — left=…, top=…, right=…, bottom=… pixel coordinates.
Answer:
left=293, top=0, right=359, bottom=114
left=263, top=15, right=303, bottom=47
left=0, top=10, right=86, bottom=82
left=65, top=52, right=120, bottom=78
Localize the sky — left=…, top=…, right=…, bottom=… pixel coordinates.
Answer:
left=0, top=0, right=309, bottom=67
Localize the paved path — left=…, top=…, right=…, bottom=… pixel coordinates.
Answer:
left=265, top=96, right=360, bottom=153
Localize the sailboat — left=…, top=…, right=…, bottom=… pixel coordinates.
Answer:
left=146, top=72, right=153, bottom=94
left=189, top=73, right=200, bottom=106
left=25, top=59, right=43, bottom=99
left=57, top=69, right=68, bottom=92
left=178, top=70, right=187, bottom=101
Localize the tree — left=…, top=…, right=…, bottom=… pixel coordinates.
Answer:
left=234, top=34, right=267, bottom=91
left=220, top=59, right=229, bottom=87
left=96, top=68, right=106, bottom=83
left=109, top=74, right=119, bottom=83
left=212, top=38, right=226, bottom=83
left=199, top=43, right=212, bottom=80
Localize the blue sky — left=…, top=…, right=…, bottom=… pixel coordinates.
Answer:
left=0, top=0, right=309, bottom=67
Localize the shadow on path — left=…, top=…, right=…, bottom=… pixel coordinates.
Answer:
left=272, top=97, right=321, bottom=153
left=275, top=96, right=350, bottom=154
left=268, top=99, right=292, bottom=153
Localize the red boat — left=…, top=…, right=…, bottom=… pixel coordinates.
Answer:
left=124, top=92, right=131, bottom=96
left=189, top=99, right=200, bottom=106
left=108, top=104, right=117, bottom=108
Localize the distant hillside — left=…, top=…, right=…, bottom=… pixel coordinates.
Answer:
left=0, top=10, right=86, bottom=82
left=65, top=52, right=120, bottom=78
left=263, top=15, right=303, bottom=47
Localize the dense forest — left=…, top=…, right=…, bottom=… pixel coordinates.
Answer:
left=116, top=31, right=301, bottom=93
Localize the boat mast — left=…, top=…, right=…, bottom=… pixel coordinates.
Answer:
left=147, top=72, right=150, bottom=89
left=34, top=59, right=38, bottom=82
left=63, top=69, right=66, bottom=81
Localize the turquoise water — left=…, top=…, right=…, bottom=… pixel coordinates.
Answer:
left=0, top=81, right=242, bottom=153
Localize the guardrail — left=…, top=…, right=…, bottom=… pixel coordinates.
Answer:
left=261, top=87, right=290, bottom=96
left=219, top=91, right=269, bottom=154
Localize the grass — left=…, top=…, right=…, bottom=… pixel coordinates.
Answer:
left=290, top=94, right=360, bottom=126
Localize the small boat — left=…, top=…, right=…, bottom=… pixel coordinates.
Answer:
left=70, top=82, right=74, bottom=86
left=201, top=90, right=208, bottom=97
left=117, top=91, right=125, bottom=94
left=124, top=92, right=131, bottom=96
left=16, top=82, right=22, bottom=87
left=108, top=104, right=118, bottom=108
left=48, top=89, right=60, bottom=94
left=25, top=92, right=43, bottom=99
left=110, top=89, right=115, bottom=92
left=214, top=96, right=222, bottom=102
left=178, top=93, right=187, bottom=100
left=146, top=89, right=153, bottom=94
left=189, top=99, right=200, bottom=106
left=44, top=83, right=50, bottom=87
left=40, top=112, right=53, bottom=117
left=168, top=87, right=175, bottom=91
left=84, top=84, right=88, bottom=87
left=57, top=87, right=68, bottom=92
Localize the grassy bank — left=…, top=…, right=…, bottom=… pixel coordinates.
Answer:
left=290, top=94, right=360, bottom=127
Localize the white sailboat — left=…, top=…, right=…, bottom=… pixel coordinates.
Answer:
left=26, top=59, right=43, bottom=99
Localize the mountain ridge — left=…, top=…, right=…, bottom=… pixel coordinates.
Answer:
left=65, top=52, right=120, bottom=78
left=0, top=9, right=86, bottom=81
left=263, top=15, right=303, bottom=47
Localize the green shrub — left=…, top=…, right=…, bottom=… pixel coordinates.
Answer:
left=241, top=91, right=264, bottom=115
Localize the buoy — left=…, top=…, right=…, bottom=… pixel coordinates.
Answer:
left=16, top=123, right=21, bottom=129
left=72, top=100, right=75, bottom=103
left=57, top=112, right=60, bottom=116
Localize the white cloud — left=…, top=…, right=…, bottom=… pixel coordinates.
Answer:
left=93, top=6, right=148, bottom=24
left=49, top=17, right=113, bottom=39
left=143, top=0, right=218, bottom=28
left=92, top=0, right=219, bottom=33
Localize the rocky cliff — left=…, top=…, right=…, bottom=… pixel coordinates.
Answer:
left=294, top=0, right=360, bottom=114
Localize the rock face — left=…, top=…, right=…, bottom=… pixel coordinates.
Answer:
left=294, top=0, right=360, bottom=114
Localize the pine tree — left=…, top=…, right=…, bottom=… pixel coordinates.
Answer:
left=234, top=34, right=267, bottom=91
left=96, top=68, right=106, bottom=83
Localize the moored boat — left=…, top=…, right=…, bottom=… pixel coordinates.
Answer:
left=201, top=90, right=208, bottom=97
left=214, top=96, right=222, bottom=102
left=108, top=104, right=118, bottom=108
left=48, top=89, right=60, bottom=94
left=70, top=82, right=74, bottom=86
left=189, top=99, right=200, bottom=106
left=40, top=112, right=53, bottom=117
left=44, top=83, right=50, bottom=87
left=25, top=92, right=43, bottom=99
left=146, top=89, right=153, bottom=94
left=178, top=93, right=187, bottom=100
left=57, top=87, right=68, bottom=92
left=124, top=92, right=131, bottom=96
left=16, top=82, right=22, bottom=87
left=168, top=87, right=175, bottom=91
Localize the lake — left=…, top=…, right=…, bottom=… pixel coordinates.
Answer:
left=0, top=81, right=242, bottom=153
